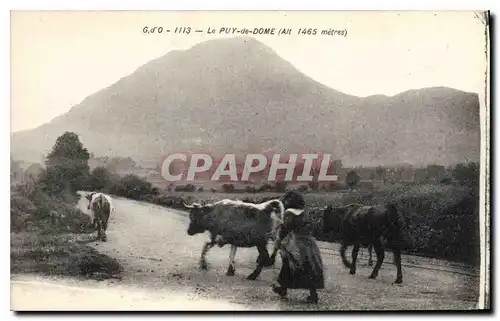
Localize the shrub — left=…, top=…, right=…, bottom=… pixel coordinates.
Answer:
left=11, top=181, right=92, bottom=234
left=346, top=170, right=361, bottom=189
left=87, top=166, right=117, bottom=192
left=245, top=186, right=257, bottom=193
left=308, top=181, right=319, bottom=191
left=174, top=184, right=196, bottom=192
left=383, top=183, right=479, bottom=264
left=222, top=183, right=235, bottom=193
left=296, top=185, right=310, bottom=193
left=257, top=184, right=272, bottom=193
left=274, top=181, right=288, bottom=193
left=111, top=174, right=154, bottom=200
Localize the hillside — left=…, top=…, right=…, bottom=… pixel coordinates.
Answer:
left=11, top=37, right=480, bottom=168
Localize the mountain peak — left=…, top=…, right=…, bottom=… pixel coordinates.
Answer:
left=11, top=38, right=480, bottom=167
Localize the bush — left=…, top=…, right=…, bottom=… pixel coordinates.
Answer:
left=174, top=184, right=196, bottom=192
left=274, top=181, right=288, bottom=193
left=257, top=184, right=272, bottom=193
left=384, top=184, right=479, bottom=264
left=11, top=180, right=92, bottom=234
left=308, top=181, right=319, bottom=192
left=86, top=166, right=118, bottom=192
left=346, top=170, right=361, bottom=189
left=111, top=174, right=154, bottom=200
left=326, top=181, right=345, bottom=191
left=296, top=185, right=310, bottom=193
left=245, top=186, right=257, bottom=193
left=222, top=183, right=235, bottom=193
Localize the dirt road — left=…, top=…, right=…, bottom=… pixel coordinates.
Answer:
left=11, top=195, right=480, bottom=311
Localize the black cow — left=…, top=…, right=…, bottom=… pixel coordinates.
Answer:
left=321, top=203, right=403, bottom=284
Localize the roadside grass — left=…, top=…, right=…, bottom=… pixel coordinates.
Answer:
left=11, top=232, right=122, bottom=280
left=11, top=179, right=123, bottom=281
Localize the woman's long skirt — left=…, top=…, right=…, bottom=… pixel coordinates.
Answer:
left=277, top=232, right=325, bottom=289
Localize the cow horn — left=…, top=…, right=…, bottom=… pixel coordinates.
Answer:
left=286, top=208, right=304, bottom=216
left=183, top=202, right=195, bottom=209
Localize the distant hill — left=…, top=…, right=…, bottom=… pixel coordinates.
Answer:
left=11, top=37, right=480, bottom=168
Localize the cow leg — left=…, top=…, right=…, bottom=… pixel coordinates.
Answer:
left=226, top=245, right=237, bottom=276
left=95, top=219, right=101, bottom=240
left=368, top=244, right=374, bottom=266
left=96, top=219, right=106, bottom=242
left=392, top=245, right=403, bottom=284
left=350, top=242, right=360, bottom=275
left=369, top=239, right=384, bottom=279
left=99, top=218, right=107, bottom=242
left=268, top=247, right=278, bottom=266
left=200, top=239, right=215, bottom=270
left=268, top=233, right=284, bottom=266
left=102, top=214, right=109, bottom=231
left=255, top=247, right=271, bottom=266
left=247, top=244, right=269, bottom=280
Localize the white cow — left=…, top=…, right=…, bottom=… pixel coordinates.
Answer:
left=85, top=192, right=114, bottom=241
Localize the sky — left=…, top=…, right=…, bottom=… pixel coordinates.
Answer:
left=10, top=10, right=488, bottom=132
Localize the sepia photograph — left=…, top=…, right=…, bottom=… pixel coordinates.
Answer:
left=9, top=10, right=490, bottom=311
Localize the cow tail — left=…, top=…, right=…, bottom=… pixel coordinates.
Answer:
left=340, top=243, right=353, bottom=269
left=386, top=202, right=402, bottom=244
left=275, top=200, right=285, bottom=223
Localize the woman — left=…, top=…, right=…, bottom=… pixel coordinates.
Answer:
left=272, top=199, right=325, bottom=304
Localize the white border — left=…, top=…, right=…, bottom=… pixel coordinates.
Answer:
left=3, top=0, right=495, bottom=319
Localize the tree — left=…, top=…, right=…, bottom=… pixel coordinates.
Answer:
left=346, top=170, right=361, bottom=189
left=43, top=132, right=90, bottom=194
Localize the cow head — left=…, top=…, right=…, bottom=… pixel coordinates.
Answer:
left=321, top=205, right=345, bottom=237
left=183, top=202, right=211, bottom=236
left=86, top=192, right=96, bottom=210
left=259, top=200, right=285, bottom=241
left=280, top=191, right=305, bottom=210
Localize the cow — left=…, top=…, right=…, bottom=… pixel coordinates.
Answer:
left=184, top=198, right=285, bottom=280
left=320, top=203, right=403, bottom=284
left=85, top=192, right=114, bottom=242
